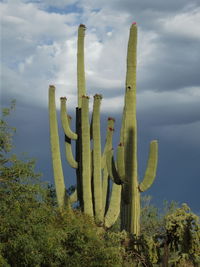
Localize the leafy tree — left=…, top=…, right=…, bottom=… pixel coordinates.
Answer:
left=0, top=103, right=123, bottom=266
left=1, top=102, right=199, bottom=266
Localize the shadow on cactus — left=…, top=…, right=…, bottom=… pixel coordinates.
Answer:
left=48, top=23, right=158, bottom=235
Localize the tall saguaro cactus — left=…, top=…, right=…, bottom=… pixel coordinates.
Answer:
left=48, top=24, right=122, bottom=227
left=48, top=86, right=68, bottom=209
left=106, top=23, right=158, bottom=236
left=48, top=23, right=158, bottom=234
left=123, top=23, right=158, bottom=236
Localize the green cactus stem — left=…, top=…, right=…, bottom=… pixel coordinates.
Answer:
left=75, top=24, right=87, bottom=207
left=64, top=115, right=78, bottom=169
left=104, top=183, right=122, bottom=228
left=81, top=95, right=93, bottom=217
left=120, top=22, right=158, bottom=235
left=106, top=149, right=123, bottom=185
left=48, top=85, right=68, bottom=209
left=122, top=23, right=140, bottom=235
left=102, top=118, right=115, bottom=168
left=92, top=94, right=103, bottom=222
left=102, top=118, right=115, bottom=215
left=77, top=24, right=86, bottom=108
left=60, top=97, right=77, bottom=140
left=69, top=189, right=78, bottom=204
left=139, top=140, right=158, bottom=192
left=116, top=143, right=125, bottom=181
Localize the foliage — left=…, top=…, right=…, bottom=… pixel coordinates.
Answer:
left=138, top=197, right=200, bottom=266
left=0, top=102, right=123, bottom=266
left=0, top=99, right=16, bottom=153
left=1, top=102, right=199, bottom=266
left=164, top=203, right=200, bottom=266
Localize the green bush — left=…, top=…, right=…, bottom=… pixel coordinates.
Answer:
left=1, top=102, right=199, bottom=267
left=0, top=102, right=123, bottom=266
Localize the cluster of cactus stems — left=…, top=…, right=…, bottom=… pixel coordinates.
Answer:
left=48, top=23, right=158, bottom=236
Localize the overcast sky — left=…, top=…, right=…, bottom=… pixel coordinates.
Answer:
left=1, top=0, right=200, bottom=212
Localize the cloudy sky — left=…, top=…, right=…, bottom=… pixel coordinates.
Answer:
left=1, top=0, right=200, bottom=212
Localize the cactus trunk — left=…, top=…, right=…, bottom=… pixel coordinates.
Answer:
left=48, top=85, right=68, bottom=209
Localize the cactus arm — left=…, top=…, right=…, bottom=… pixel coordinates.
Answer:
left=101, top=118, right=115, bottom=168
left=102, top=118, right=115, bottom=214
left=65, top=134, right=78, bottom=169
left=139, top=140, right=158, bottom=192
left=92, top=94, right=103, bottom=222
left=81, top=95, right=93, bottom=217
left=106, top=149, right=123, bottom=185
left=116, top=143, right=125, bottom=182
left=104, top=183, right=122, bottom=228
left=69, top=189, right=78, bottom=203
left=48, top=85, right=68, bottom=209
left=77, top=24, right=86, bottom=108
left=64, top=115, right=78, bottom=169
left=60, top=97, right=77, bottom=140
left=102, top=168, right=110, bottom=215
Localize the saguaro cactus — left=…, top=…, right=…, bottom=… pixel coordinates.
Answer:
left=48, top=23, right=158, bottom=234
left=48, top=24, right=122, bottom=227
left=123, top=23, right=158, bottom=236
left=48, top=86, right=68, bottom=209
left=106, top=23, right=158, bottom=236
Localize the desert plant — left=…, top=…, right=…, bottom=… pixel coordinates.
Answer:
left=48, top=23, right=158, bottom=235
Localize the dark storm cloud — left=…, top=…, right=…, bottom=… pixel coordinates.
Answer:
left=137, top=33, right=200, bottom=92
left=109, top=0, right=199, bottom=19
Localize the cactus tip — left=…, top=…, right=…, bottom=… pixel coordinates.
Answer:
left=60, top=97, right=67, bottom=101
left=108, top=117, right=115, bottom=122
left=94, top=94, right=103, bottom=99
left=82, top=95, right=90, bottom=99
left=132, top=22, right=137, bottom=25
left=79, top=24, right=86, bottom=28
left=49, top=84, right=55, bottom=88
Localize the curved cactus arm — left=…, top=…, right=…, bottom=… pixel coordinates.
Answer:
left=106, top=149, right=123, bottom=185
left=104, top=183, right=122, bottom=228
left=139, top=140, right=158, bottom=192
left=102, top=169, right=110, bottom=216
left=64, top=115, right=78, bottom=169
left=49, top=85, right=68, bottom=209
left=81, top=95, right=93, bottom=217
left=102, top=118, right=115, bottom=214
left=69, top=189, right=78, bottom=204
left=60, top=97, right=77, bottom=140
left=92, top=94, right=103, bottom=222
left=116, top=143, right=125, bottom=182
left=65, top=135, right=78, bottom=169
left=77, top=24, right=86, bottom=108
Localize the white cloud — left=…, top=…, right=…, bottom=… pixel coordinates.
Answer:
left=160, top=7, right=200, bottom=40
left=1, top=0, right=200, bottom=122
